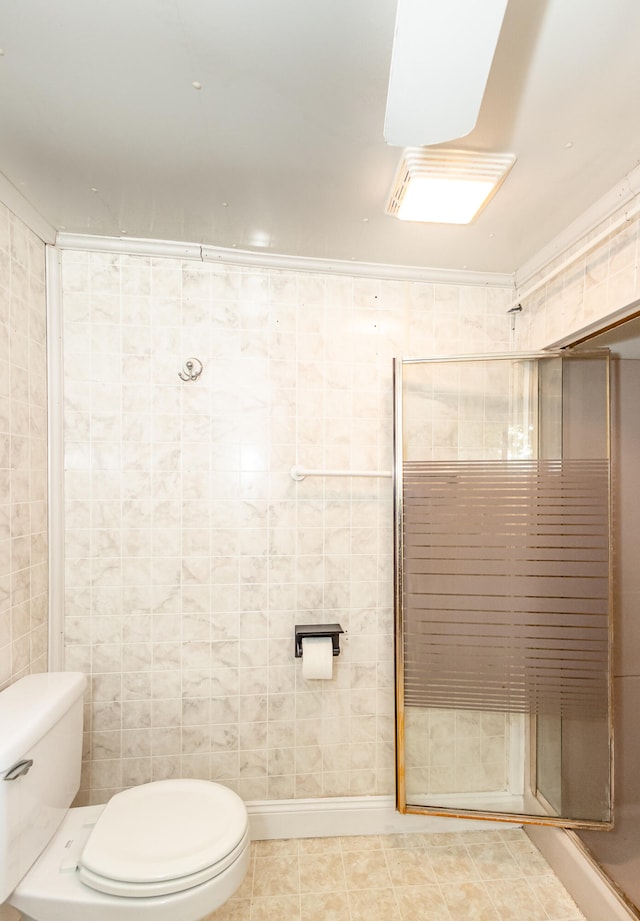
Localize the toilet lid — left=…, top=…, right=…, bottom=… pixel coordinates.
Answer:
left=79, top=779, right=248, bottom=888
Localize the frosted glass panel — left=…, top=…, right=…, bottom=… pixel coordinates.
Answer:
left=403, top=458, right=610, bottom=716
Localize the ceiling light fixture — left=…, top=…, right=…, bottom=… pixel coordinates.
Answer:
left=384, top=0, right=509, bottom=147
left=386, top=148, right=515, bottom=224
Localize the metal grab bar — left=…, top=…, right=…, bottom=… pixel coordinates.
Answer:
left=290, top=465, right=392, bottom=481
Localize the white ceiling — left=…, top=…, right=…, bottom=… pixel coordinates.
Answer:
left=1, top=0, right=639, bottom=274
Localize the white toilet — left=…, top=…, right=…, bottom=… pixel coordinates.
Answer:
left=0, top=672, right=250, bottom=921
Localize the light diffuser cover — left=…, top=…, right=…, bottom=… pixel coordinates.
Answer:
left=386, top=148, right=516, bottom=224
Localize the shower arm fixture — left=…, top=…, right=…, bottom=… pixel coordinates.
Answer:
left=178, top=358, right=203, bottom=381
left=507, top=304, right=522, bottom=331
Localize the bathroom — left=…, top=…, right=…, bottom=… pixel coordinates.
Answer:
left=1, top=1, right=640, bottom=919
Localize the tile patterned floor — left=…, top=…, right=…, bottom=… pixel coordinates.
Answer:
left=204, top=828, right=586, bottom=921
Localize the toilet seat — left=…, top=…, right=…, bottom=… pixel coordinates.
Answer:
left=10, top=803, right=251, bottom=921
left=78, top=779, right=248, bottom=898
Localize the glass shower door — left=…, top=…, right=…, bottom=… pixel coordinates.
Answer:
left=394, top=351, right=612, bottom=828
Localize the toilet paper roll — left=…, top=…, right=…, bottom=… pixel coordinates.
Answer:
left=301, top=636, right=334, bottom=679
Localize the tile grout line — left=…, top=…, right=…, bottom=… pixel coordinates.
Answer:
left=340, top=837, right=355, bottom=921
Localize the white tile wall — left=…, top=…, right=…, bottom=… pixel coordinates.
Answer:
left=405, top=706, right=509, bottom=796
left=59, top=250, right=512, bottom=804
left=516, top=202, right=640, bottom=350
left=0, top=202, right=48, bottom=688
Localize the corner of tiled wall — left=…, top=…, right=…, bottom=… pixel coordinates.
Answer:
left=0, top=200, right=48, bottom=689
left=516, top=202, right=640, bottom=351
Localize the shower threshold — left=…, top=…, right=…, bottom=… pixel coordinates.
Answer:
left=406, top=791, right=550, bottom=820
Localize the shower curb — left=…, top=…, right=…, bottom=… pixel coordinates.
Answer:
left=526, top=825, right=638, bottom=921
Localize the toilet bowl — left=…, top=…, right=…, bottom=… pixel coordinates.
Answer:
left=10, top=779, right=250, bottom=921
left=0, top=673, right=250, bottom=921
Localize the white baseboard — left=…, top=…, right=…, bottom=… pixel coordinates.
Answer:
left=245, top=794, right=511, bottom=841
left=526, top=825, right=638, bottom=921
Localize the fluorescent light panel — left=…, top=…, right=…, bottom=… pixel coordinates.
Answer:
left=386, top=148, right=516, bottom=224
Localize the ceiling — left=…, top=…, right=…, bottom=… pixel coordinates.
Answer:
left=1, top=0, right=639, bottom=274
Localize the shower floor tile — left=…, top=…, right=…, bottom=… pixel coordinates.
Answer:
left=204, top=828, right=586, bottom=921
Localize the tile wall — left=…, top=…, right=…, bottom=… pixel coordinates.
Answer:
left=516, top=201, right=640, bottom=350
left=0, top=201, right=48, bottom=689
left=59, top=249, right=513, bottom=804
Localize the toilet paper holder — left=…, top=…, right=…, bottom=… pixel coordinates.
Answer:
left=294, top=623, right=344, bottom=658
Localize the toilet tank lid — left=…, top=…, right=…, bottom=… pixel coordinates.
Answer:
left=0, top=672, right=87, bottom=771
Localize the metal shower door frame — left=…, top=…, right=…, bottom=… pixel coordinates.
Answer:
left=393, top=351, right=614, bottom=829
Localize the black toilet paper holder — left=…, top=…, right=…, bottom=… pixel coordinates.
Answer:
left=294, top=623, right=344, bottom=658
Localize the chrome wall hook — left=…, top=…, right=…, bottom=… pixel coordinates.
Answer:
left=178, top=358, right=203, bottom=381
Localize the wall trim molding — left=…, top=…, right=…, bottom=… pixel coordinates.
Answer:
left=245, top=794, right=511, bottom=840
left=55, top=232, right=202, bottom=261
left=526, top=826, right=638, bottom=921
left=54, top=231, right=515, bottom=288
left=199, top=243, right=514, bottom=288
left=0, top=170, right=56, bottom=244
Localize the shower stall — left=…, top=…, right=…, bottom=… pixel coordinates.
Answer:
left=393, top=351, right=613, bottom=829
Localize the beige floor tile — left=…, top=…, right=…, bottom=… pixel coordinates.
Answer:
left=425, top=845, right=479, bottom=883
left=483, top=877, right=548, bottom=921
left=497, top=828, right=528, bottom=844
left=385, top=846, right=438, bottom=886
left=440, top=881, right=500, bottom=921
left=505, top=839, right=554, bottom=876
left=452, top=830, right=503, bottom=845
left=298, top=835, right=342, bottom=854
left=340, top=834, right=383, bottom=851
left=205, top=898, right=251, bottom=920
left=380, top=832, right=428, bottom=850
left=250, top=894, right=301, bottom=921
left=253, top=855, right=300, bottom=897
left=299, top=852, right=347, bottom=893
left=395, top=884, right=451, bottom=921
left=422, top=832, right=481, bottom=847
left=300, top=890, right=351, bottom=921
left=348, top=886, right=402, bottom=921
left=466, top=843, right=523, bottom=880
left=213, top=830, right=584, bottom=921
left=254, top=838, right=299, bottom=857
left=342, top=849, right=393, bottom=889
left=526, top=875, right=585, bottom=919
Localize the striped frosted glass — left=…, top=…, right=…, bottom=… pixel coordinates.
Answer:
left=402, top=457, right=610, bottom=716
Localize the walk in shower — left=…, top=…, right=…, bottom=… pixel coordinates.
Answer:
left=394, top=351, right=613, bottom=828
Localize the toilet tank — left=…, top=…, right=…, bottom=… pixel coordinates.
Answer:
left=0, top=672, right=87, bottom=903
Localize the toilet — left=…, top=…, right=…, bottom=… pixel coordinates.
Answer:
left=0, top=672, right=250, bottom=921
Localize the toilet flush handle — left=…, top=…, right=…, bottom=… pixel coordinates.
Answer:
left=3, top=758, right=34, bottom=780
